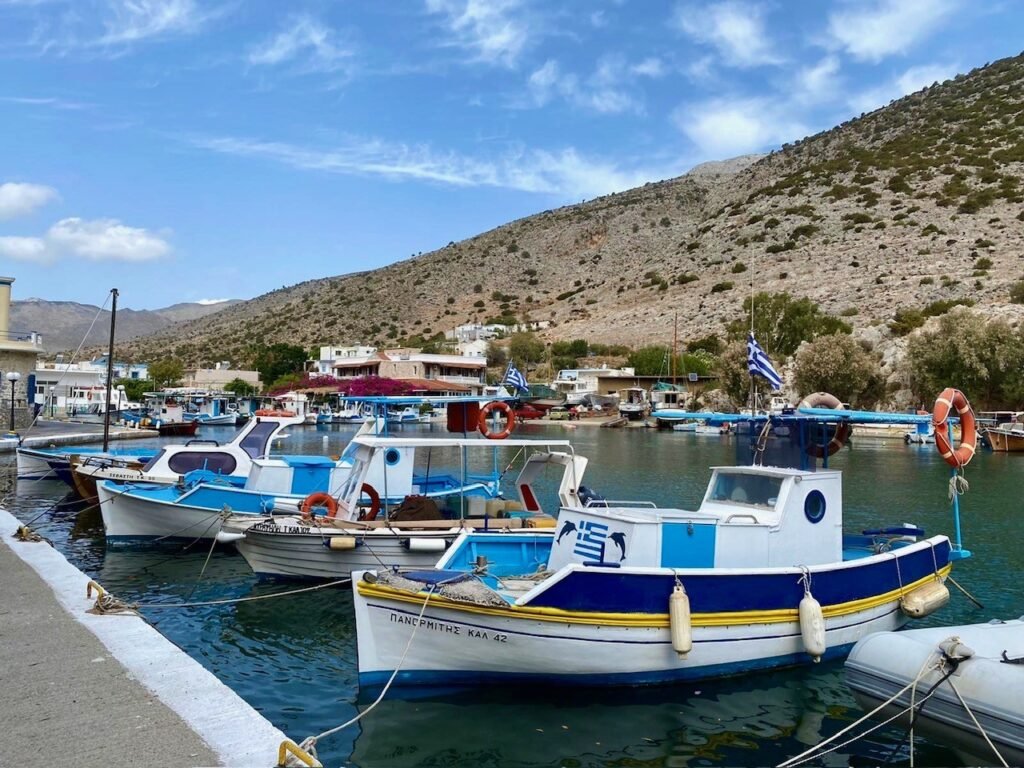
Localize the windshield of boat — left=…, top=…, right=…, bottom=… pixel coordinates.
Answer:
left=709, top=472, right=783, bottom=508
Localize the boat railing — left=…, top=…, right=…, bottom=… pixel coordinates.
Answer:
left=583, top=499, right=658, bottom=509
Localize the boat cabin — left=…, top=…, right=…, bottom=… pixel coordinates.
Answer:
left=544, top=465, right=842, bottom=571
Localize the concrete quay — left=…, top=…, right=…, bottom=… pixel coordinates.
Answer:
left=0, top=419, right=159, bottom=453
left=0, top=506, right=291, bottom=767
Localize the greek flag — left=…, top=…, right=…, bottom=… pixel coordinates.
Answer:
left=502, top=361, right=530, bottom=394
left=747, top=333, right=782, bottom=390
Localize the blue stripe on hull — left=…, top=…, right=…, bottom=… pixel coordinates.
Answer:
left=529, top=540, right=950, bottom=614
left=358, top=643, right=856, bottom=689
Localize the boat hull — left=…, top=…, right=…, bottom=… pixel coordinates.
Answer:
left=354, top=580, right=910, bottom=687
left=353, top=537, right=952, bottom=688
left=237, top=522, right=460, bottom=579
left=983, top=427, right=1024, bottom=452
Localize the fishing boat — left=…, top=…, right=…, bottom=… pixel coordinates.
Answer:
left=617, top=387, right=650, bottom=421
left=226, top=435, right=576, bottom=580
left=351, top=394, right=973, bottom=688
left=181, top=389, right=241, bottom=426
left=16, top=444, right=160, bottom=483
left=72, top=412, right=306, bottom=498
left=122, top=392, right=198, bottom=436
left=980, top=412, right=1024, bottom=451
left=845, top=619, right=1024, bottom=766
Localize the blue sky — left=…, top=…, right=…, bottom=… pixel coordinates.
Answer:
left=1, top=0, right=1021, bottom=311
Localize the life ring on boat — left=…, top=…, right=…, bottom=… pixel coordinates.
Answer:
left=357, top=483, right=381, bottom=521
left=799, top=392, right=851, bottom=457
left=300, top=492, right=339, bottom=519
left=478, top=401, right=516, bottom=440
left=932, top=388, right=976, bottom=468
left=255, top=408, right=296, bottom=417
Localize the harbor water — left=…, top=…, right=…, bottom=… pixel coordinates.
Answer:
left=1, top=423, right=1020, bottom=767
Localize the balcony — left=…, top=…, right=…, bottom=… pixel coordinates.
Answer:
left=0, top=329, right=44, bottom=352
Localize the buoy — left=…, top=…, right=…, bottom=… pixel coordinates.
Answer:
left=404, top=537, right=447, bottom=553
left=799, top=591, right=826, bottom=662
left=327, top=536, right=357, bottom=551
left=669, top=582, right=692, bottom=657
left=901, top=579, right=950, bottom=618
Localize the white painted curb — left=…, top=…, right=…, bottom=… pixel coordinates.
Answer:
left=0, top=507, right=291, bottom=767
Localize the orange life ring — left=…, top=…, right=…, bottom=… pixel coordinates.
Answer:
left=300, top=492, right=339, bottom=519
left=255, top=408, right=297, bottom=417
left=478, top=400, right=516, bottom=440
left=799, top=392, right=851, bottom=457
left=357, top=483, right=381, bottom=521
left=932, top=388, right=976, bottom=468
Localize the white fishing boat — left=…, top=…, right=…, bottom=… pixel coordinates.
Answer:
left=617, top=387, right=650, bottom=421
left=845, top=619, right=1024, bottom=766
left=228, top=437, right=577, bottom=579
left=351, top=398, right=974, bottom=689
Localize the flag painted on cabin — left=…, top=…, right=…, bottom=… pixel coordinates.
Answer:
left=502, top=362, right=530, bottom=394
left=747, top=333, right=783, bottom=390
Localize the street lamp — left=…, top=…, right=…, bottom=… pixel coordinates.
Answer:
left=6, top=371, right=21, bottom=436
left=49, top=385, right=56, bottom=418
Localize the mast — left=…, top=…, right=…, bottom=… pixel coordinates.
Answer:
left=671, top=312, right=677, bottom=386
left=102, top=288, right=118, bottom=452
left=748, top=261, right=756, bottom=413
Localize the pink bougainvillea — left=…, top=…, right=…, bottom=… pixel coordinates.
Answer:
left=342, top=376, right=412, bottom=397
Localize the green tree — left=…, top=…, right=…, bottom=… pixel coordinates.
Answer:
left=715, top=341, right=752, bottom=407
left=115, top=378, right=151, bottom=402
left=727, top=292, right=852, bottom=356
left=148, top=359, right=183, bottom=389
left=223, top=377, right=257, bottom=397
left=550, top=339, right=589, bottom=370
left=628, top=346, right=714, bottom=378
left=252, top=343, right=308, bottom=386
left=486, top=340, right=508, bottom=368
left=509, top=332, right=545, bottom=368
left=905, top=309, right=1024, bottom=409
left=792, top=334, right=884, bottom=407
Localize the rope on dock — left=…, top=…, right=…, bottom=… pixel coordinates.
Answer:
left=86, top=577, right=352, bottom=615
left=281, top=585, right=437, bottom=766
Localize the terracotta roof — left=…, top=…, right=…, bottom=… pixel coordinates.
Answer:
left=399, top=378, right=472, bottom=393
left=332, top=358, right=383, bottom=368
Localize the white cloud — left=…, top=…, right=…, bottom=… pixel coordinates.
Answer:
left=0, top=182, right=58, bottom=219
left=97, top=0, right=218, bottom=45
left=196, top=298, right=230, bottom=305
left=632, top=57, right=666, bottom=78
left=425, top=0, right=530, bottom=67
left=248, top=15, right=353, bottom=73
left=793, top=56, right=841, bottom=105
left=675, top=98, right=809, bottom=158
left=0, top=236, right=47, bottom=262
left=674, top=1, right=782, bottom=68
left=47, top=217, right=170, bottom=261
left=2, top=217, right=171, bottom=263
left=849, top=62, right=957, bottom=113
left=827, top=0, right=957, bottom=62
left=523, top=56, right=644, bottom=115
left=189, top=133, right=675, bottom=200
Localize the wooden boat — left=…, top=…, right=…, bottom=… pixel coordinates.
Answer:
left=846, top=619, right=1024, bottom=766
left=983, top=423, right=1024, bottom=451
left=352, top=405, right=968, bottom=689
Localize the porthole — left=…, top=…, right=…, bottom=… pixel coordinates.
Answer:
left=804, top=490, right=826, bottom=524
left=384, top=448, right=401, bottom=466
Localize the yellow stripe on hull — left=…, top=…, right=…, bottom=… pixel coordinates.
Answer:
left=356, top=564, right=952, bottom=628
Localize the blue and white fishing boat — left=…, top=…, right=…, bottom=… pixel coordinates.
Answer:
left=16, top=444, right=161, bottom=483
left=182, top=390, right=240, bottom=426
left=351, top=397, right=973, bottom=688
left=229, top=435, right=574, bottom=580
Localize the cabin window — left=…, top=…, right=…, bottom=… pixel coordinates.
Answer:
left=168, top=452, right=238, bottom=476
left=804, top=490, right=826, bottom=524
left=709, top=473, right=782, bottom=507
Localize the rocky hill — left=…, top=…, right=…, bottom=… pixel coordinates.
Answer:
left=120, top=53, right=1024, bottom=366
left=13, top=298, right=241, bottom=354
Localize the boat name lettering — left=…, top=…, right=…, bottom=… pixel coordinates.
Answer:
left=389, top=612, right=461, bottom=635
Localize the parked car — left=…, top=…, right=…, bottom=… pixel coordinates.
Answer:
left=546, top=407, right=570, bottom=421
left=514, top=404, right=544, bottom=419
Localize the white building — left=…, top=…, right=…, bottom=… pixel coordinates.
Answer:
left=312, top=344, right=379, bottom=375
left=331, top=350, right=487, bottom=394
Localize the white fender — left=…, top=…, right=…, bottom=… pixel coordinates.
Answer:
left=327, top=536, right=357, bottom=551
left=901, top=579, right=950, bottom=618
left=799, top=593, right=826, bottom=662
left=669, top=583, right=692, bottom=657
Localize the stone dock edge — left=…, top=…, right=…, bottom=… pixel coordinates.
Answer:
left=0, top=506, right=291, bottom=767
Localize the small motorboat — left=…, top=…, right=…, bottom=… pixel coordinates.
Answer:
left=845, top=619, right=1024, bottom=766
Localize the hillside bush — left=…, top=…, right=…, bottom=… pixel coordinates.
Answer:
left=793, top=334, right=884, bottom=407
left=710, top=281, right=734, bottom=293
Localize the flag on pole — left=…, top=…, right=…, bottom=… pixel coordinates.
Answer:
left=502, top=361, right=530, bottom=394
left=747, top=333, right=782, bottom=390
